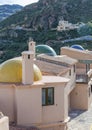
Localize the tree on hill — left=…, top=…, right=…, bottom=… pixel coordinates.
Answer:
left=78, top=22, right=92, bottom=36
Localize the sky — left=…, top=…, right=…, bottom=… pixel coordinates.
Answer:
left=0, top=0, right=39, bottom=6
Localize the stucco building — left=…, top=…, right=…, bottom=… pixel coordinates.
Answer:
left=61, top=46, right=92, bottom=110
left=0, top=41, right=92, bottom=130
left=0, top=41, right=75, bottom=130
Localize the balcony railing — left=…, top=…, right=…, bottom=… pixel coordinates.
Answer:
left=76, top=74, right=88, bottom=83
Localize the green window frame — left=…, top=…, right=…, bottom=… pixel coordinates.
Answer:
left=42, top=87, right=54, bottom=106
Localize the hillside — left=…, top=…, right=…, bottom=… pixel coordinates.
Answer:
left=0, top=0, right=92, bottom=63
left=0, top=0, right=92, bottom=29
left=0, top=4, right=23, bottom=21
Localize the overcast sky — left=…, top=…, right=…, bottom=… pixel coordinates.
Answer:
left=0, top=0, right=39, bottom=6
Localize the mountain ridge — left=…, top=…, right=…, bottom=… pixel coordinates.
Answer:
left=0, top=0, right=92, bottom=63
left=0, top=0, right=92, bottom=30
left=0, top=4, right=23, bottom=21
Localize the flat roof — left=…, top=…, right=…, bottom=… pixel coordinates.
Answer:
left=0, top=76, right=70, bottom=88
left=61, top=47, right=92, bottom=60
left=22, top=51, right=34, bottom=55
left=38, top=76, right=70, bottom=84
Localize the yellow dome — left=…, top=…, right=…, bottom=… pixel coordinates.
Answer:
left=0, top=57, right=42, bottom=83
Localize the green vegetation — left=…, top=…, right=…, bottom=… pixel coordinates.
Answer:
left=0, top=28, right=79, bottom=63
left=1, top=0, right=92, bottom=30
left=78, top=22, right=92, bottom=36
left=0, top=24, right=92, bottom=63
left=0, top=0, right=92, bottom=63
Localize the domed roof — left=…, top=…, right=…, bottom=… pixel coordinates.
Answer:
left=36, top=45, right=57, bottom=56
left=0, top=57, right=42, bottom=83
left=71, top=44, right=84, bottom=50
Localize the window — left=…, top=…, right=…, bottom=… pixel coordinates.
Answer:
left=69, top=70, right=71, bottom=76
left=91, top=85, right=92, bottom=93
left=28, top=55, right=30, bottom=59
left=74, top=65, right=76, bottom=73
left=86, top=64, right=90, bottom=73
left=42, top=87, right=54, bottom=106
left=89, top=85, right=92, bottom=97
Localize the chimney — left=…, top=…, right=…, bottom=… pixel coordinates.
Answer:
left=28, top=40, right=35, bottom=58
left=22, top=51, right=34, bottom=85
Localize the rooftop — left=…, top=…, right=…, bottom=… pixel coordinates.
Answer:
left=40, top=76, right=70, bottom=84
left=61, top=47, right=92, bottom=61
left=37, top=54, right=77, bottom=66
left=0, top=76, right=70, bottom=88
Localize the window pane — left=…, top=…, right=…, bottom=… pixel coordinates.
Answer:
left=42, top=89, right=46, bottom=105
left=47, top=88, right=54, bottom=105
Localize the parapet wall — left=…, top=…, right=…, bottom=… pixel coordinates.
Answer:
left=0, top=113, right=9, bottom=130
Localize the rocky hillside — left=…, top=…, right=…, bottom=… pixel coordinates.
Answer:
left=0, top=0, right=92, bottom=63
left=0, top=0, right=92, bottom=30
left=0, top=4, right=23, bottom=21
